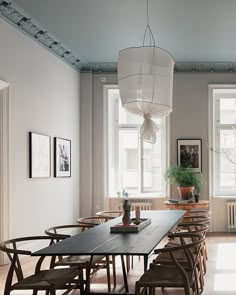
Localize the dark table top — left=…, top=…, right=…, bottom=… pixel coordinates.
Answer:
left=33, top=210, right=185, bottom=257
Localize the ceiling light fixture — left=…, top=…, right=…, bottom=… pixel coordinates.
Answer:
left=118, top=0, right=175, bottom=144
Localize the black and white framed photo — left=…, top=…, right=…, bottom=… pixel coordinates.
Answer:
left=29, top=132, right=51, bottom=178
left=177, top=139, right=202, bottom=172
left=54, top=137, right=71, bottom=177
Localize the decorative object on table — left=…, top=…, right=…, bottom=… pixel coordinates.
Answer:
left=194, top=194, right=200, bottom=203
left=122, top=188, right=125, bottom=197
left=54, top=137, right=71, bottom=177
left=110, top=218, right=151, bottom=233
left=29, top=132, right=51, bottom=178
left=122, top=199, right=131, bottom=225
left=177, top=139, right=202, bottom=172
left=133, top=206, right=141, bottom=225
left=117, top=0, right=175, bottom=144
left=165, top=166, right=204, bottom=200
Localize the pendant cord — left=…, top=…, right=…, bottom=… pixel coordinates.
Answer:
left=146, top=0, right=150, bottom=27
left=142, top=0, right=156, bottom=47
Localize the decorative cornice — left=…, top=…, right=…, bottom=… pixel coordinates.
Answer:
left=82, top=62, right=236, bottom=74
left=0, top=0, right=83, bottom=71
left=1, top=0, right=236, bottom=74
left=174, top=62, right=236, bottom=73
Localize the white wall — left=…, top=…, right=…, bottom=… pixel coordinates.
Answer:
left=80, top=72, right=236, bottom=231
left=0, top=18, right=80, bottom=238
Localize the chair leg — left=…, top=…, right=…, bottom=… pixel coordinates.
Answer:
left=126, top=255, right=130, bottom=272
left=112, top=255, right=116, bottom=289
left=134, top=284, right=141, bottom=295
left=106, top=255, right=111, bottom=292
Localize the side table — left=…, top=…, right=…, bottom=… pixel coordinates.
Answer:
left=164, top=200, right=209, bottom=212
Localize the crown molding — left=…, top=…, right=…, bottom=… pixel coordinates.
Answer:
left=0, top=0, right=83, bottom=71
left=81, top=62, right=236, bottom=74
left=2, top=1, right=236, bottom=74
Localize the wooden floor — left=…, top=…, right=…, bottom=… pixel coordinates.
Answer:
left=1, top=232, right=236, bottom=294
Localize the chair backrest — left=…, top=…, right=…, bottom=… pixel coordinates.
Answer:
left=77, top=216, right=111, bottom=230
left=181, top=215, right=210, bottom=225
left=45, top=224, right=93, bottom=239
left=154, top=233, right=205, bottom=280
left=96, top=210, right=123, bottom=221
left=188, top=210, right=212, bottom=216
left=0, top=236, right=55, bottom=287
left=176, top=222, right=209, bottom=234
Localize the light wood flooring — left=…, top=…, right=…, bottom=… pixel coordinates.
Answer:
left=1, top=232, right=236, bottom=294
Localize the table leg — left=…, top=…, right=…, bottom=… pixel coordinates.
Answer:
left=85, top=255, right=94, bottom=294
left=121, top=255, right=129, bottom=293
left=143, top=255, right=148, bottom=272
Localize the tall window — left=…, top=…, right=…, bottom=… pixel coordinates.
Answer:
left=104, top=86, right=168, bottom=197
left=209, top=85, right=236, bottom=196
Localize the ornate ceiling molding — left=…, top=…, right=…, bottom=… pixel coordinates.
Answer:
left=81, top=62, right=236, bottom=74
left=0, top=0, right=83, bottom=71
left=1, top=0, right=236, bottom=74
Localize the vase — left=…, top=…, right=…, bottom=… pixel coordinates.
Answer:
left=122, top=199, right=131, bottom=225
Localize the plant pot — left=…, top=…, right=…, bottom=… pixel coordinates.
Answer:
left=177, top=186, right=194, bottom=200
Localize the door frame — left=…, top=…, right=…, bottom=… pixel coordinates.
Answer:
left=0, top=80, right=10, bottom=265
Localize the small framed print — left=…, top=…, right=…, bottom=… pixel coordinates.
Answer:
left=29, top=132, right=51, bottom=178
left=177, top=139, right=202, bottom=172
left=54, top=137, right=71, bottom=177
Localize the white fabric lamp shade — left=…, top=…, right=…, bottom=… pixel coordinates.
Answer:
left=118, top=46, right=175, bottom=143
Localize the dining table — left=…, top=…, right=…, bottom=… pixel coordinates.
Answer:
left=32, top=210, right=186, bottom=294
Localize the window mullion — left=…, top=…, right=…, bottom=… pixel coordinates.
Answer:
left=139, top=129, right=143, bottom=194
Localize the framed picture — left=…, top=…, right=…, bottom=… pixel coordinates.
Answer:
left=29, top=132, right=51, bottom=178
left=177, top=139, right=202, bottom=172
left=54, top=137, right=71, bottom=177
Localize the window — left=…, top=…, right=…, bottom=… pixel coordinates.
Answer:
left=104, top=86, right=169, bottom=197
left=209, top=85, right=236, bottom=196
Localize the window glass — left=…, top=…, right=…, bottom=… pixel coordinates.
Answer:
left=212, top=89, right=236, bottom=196
left=142, top=131, right=162, bottom=192
left=106, top=87, right=167, bottom=196
left=218, top=129, right=236, bottom=190
left=220, top=98, right=236, bottom=124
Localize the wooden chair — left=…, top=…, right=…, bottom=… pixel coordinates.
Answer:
left=178, top=213, right=210, bottom=274
left=135, top=233, right=205, bottom=295
left=45, top=224, right=112, bottom=292
left=0, top=236, right=84, bottom=295
left=154, top=223, right=209, bottom=292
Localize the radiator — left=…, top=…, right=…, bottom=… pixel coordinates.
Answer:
left=119, top=201, right=152, bottom=211
left=227, top=202, right=236, bottom=232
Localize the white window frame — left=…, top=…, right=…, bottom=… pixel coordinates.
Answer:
left=103, top=84, right=170, bottom=198
left=208, top=84, right=236, bottom=197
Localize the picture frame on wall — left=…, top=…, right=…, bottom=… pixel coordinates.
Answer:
left=29, top=132, right=51, bottom=178
left=54, top=137, right=71, bottom=177
left=177, top=138, right=202, bottom=172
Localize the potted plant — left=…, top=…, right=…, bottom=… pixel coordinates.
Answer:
left=165, top=166, right=204, bottom=200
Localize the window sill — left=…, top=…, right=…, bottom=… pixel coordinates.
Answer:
left=107, top=195, right=167, bottom=200
left=214, top=195, right=236, bottom=198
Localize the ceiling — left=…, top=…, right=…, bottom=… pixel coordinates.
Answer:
left=2, top=0, right=236, bottom=72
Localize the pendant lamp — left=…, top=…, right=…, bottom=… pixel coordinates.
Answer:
left=118, top=0, right=175, bottom=144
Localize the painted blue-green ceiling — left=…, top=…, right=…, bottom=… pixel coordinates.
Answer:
left=2, top=0, right=236, bottom=72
